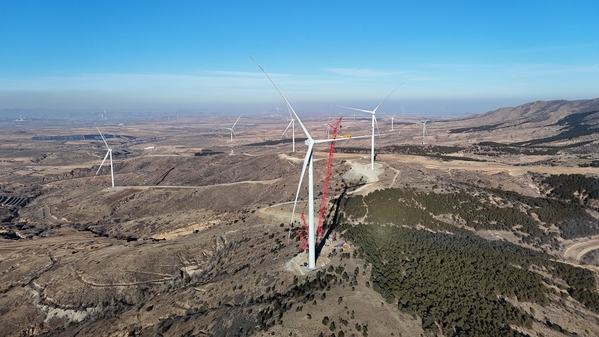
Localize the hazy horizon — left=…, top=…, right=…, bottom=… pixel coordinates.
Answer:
left=0, top=97, right=570, bottom=121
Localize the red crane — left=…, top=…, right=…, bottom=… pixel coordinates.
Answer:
left=296, top=117, right=343, bottom=251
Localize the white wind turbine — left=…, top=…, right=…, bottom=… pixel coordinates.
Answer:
left=333, top=87, right=398, bottom=170
left=282, top=107, right=296, bottom=152
left=416, top=118, right=430, bottom=144
left=227, top=115, right=242, bottom=152
left=94, top=127, right=114, bottom=188
left=391, top=113, right=396, bottom=131
left=252, top=57, right=367, bottom=269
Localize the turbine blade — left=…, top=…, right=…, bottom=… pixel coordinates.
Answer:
left=340, top=133, right=387, bottom=143
left=372, top=87, right=398, bottom=114
left=374, top=116, right=381, bottom=135
left=311, top=133, right=387, bottom=144
left=96, top=127, right=110, bottom=149
left=282, top=120, right=293, bottom=137
left=95, top=150, right=110, bottom=176
left=313, top=137, right=354, bottom=144
left=290, top=143, right=314, bottom=225
left=372, top=79, right=408, bottom=113
left=232, top=115, right=242, bottom=129
left=331, top=104, right=372, bottom=114
left=251, top=56, right=311, bottom=140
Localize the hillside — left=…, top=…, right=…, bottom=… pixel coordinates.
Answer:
left=2, top=99, right=599, bottom=336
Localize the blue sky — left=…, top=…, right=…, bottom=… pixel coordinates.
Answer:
left=0, top=1, right=598, bottom=116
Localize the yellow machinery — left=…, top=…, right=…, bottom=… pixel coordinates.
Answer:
left=329, top=133, right=351, bottom=139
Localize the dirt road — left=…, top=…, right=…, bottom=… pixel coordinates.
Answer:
left=380, top=154, right=599, bottom=176
left=564, top=238, right=599, bottom=261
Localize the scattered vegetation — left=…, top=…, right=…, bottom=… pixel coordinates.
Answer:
left=542, top=173, right=599, bottom=206
left=449, top=123, right=504, bottom=133
left=339, top=223, right=597, bottom=336
left=471, top=142, right=559, bottom=156
left=512, top=110, right=599, bottom=146
left=339, top=185, right=599, bottom=244
left=194, top=149, right=224, bottom=156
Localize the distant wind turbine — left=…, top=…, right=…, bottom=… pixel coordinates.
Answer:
left=415, top=118, right=430, bottom=145
left=333, top=87, right=399, bottom=170
left=282, top=107, right=296, bottom=152
left=226, top=115, right=242, bottom=153
left=94, top=127, right=114, bottom=188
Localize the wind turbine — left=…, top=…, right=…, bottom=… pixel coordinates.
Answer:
left=94, top=127, right=114, bottom=188
left=416, top=118, right=429, bottom=144
left=282, top=107, right=296, bottom=152
left=391, top=113, right=396, bottom=131
left=226, top=115, right=242, bottom=153
left=252, top=57, right=366, bottom=269
left=333, top=87, right=398, bottom=170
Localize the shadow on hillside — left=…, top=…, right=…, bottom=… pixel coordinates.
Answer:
left=315, top=182, right=349, bottom=259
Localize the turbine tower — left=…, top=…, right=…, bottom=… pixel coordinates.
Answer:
left=416, top=118, right=429, bottom=144
left=94, top=127, right=114, bottom=188
left=227, top=115, right=242, bottom=153
left=333, top=87, right=398, bottom=170
left=282, top=107, right=296, bottom=152
left=252, top=57, right=363, bottom=269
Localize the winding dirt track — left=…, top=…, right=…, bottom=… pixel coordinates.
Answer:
left=564, top=239, right=599, bottom=261
left=380, top=154, right=599, bottom=176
